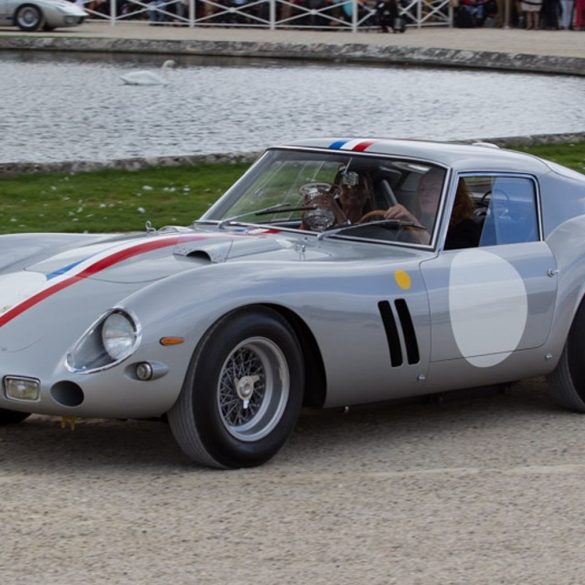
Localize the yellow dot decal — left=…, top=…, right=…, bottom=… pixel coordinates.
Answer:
left=394, top=270, right=412, bottom=290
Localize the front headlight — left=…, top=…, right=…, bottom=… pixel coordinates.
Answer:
left=66, top=309, right=141, bottom=373
left=102, top=311, right=137, bottom=361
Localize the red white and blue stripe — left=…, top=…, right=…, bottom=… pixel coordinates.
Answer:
left=328, top=139, right=378, bottom=152
left=0, top=229, right=277, bottom=329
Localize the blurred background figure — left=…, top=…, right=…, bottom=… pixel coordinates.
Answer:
left=521, top=0, right=543, bottom=28
left=559, top=0, right=574, bottom=27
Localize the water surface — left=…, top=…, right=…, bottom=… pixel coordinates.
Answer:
left=1, top=52, right=584, bottom=163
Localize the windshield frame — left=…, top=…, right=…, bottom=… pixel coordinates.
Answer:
left=201, top=147, right=452, bottom=251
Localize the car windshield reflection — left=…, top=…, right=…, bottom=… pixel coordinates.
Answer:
left=204, top=149, right=446, bottom=245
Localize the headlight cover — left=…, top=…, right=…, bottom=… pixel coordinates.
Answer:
left=102, top=311, right=137, bottom=361
left=66, top=309, right=141, bottom=374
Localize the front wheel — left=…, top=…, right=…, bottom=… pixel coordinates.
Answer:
left=15, top=4, right=44, bottom=31
left=0, top=408, right=31, bottom=425
left=168, top=308, right=304, bottom=469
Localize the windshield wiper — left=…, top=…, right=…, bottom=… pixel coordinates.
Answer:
left=317, top=219, right=426, bottom=241
left=217, top=203, right=316, bottom=230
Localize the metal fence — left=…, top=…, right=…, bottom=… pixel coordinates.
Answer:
left=81, top=0, right=453, bottom=31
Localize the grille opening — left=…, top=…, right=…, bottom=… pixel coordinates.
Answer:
left=378, top=300, right=403, bottom=367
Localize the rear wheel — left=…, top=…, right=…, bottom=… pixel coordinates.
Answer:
left=168, top=308, right=304, bottom=469
left=15, top=4, right=44, bottom=31
left=0, top=408, right=31, bottom=425
left=548, top=300, right=585, bottom=411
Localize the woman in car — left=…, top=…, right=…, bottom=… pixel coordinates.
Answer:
left=384, top=169, right=481, bottom=250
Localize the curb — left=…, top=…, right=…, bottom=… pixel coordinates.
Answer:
left=0, top=132, right=583, bottom=177
left=1, top=36, right=584, bottom=76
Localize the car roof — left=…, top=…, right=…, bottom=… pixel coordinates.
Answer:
left=283, top=137, right=552, bottom=175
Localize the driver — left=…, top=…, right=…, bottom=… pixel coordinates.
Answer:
left=300, top=171, right=374, bottom=232
left=337, top=172, right=374, bottom=224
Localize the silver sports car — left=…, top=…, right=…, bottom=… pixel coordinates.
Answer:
left=0, top=0, right=86, bottom=31
left=1, top=138, right=585, bottom=468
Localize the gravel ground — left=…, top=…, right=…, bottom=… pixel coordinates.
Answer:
left=1, top=377, right=585, bottom=584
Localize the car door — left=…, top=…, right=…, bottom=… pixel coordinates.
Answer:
left=420, top=173, right=558, bottom=386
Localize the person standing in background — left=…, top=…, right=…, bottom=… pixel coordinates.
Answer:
left=521, top=0, right=543, bottom=27
left=542, top=0, right=560, bottom=27
left=559, top=0, right=573, bottom=27
left=575, top=0, right=584, bottom=27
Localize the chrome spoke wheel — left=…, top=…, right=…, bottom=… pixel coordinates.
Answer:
left=16, top=5, right=42, bottom=30
left=217, top=336, right=289, bottom=442
left=168, top=308, right=303, bottom=469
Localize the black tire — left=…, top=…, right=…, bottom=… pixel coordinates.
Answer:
left=15, top=4, right=45, bottom=32
left=0, top=408, right=31, bottom=425
left=548, top=300, right=585, bottom=411
left=168, top=307, right=304, bottom=469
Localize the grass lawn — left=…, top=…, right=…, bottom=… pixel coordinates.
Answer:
left=1, top=143, right=584, bottom=235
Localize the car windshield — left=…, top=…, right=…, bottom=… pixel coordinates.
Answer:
left=202, top=149, right=447, bottom=245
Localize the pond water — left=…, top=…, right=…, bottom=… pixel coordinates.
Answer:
left=1, top=51, right=584, bottom=164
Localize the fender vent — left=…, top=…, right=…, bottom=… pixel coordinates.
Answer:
left=378, top=299, right=420, bottom=367
left=378, top=301, right=403, bottom=367
left=394, top=299, right=420, bottom=365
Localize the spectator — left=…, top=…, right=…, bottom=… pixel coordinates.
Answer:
left=521, top=0, right=543, bottom=27
left=559, top=0, right=574, bottom=27
left=575, top=0, right=585, bottom=27
left=541, top=0, right=560, bottom=27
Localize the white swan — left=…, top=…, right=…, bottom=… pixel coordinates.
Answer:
left=120, top=60, right=176, bottom=86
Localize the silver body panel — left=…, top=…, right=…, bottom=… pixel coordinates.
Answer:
left=1, top=139, right=585, bottom=419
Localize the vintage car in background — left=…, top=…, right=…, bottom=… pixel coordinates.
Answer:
left=1, top=138, right=585, bottom=468
left=0, top=0, right=86, bottom=31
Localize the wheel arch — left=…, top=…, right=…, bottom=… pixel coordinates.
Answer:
left=191, top=303, right=327, bottom=409
left=261, top=303, right=327, bottom=409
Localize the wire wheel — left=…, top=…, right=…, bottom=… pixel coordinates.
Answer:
left=217, top=336, right=289, bottom=442
left=168, top=307, right=304, bottom=468
left=16, top=5, right=43, bottom=31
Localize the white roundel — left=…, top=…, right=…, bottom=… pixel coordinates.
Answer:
left=449, top=250, right=528, bottom=368
left=0, top=272, right=48, bottom=315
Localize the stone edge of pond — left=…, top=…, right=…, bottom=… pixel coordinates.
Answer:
left=1, top=132, right=584, bottom=177
left=1, top=36, right=584, bottom=76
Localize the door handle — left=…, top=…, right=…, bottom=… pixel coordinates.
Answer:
left=547, top=268, right=559, bottom=278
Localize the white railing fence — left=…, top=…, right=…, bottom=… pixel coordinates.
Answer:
left=81, top=0, right=453, bottom=30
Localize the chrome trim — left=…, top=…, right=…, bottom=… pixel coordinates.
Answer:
left=65, top=307, right=142, bottom=375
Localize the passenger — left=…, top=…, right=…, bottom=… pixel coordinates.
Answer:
left=384, top=169, right=481, bottom=249
left=444, top=179, right=482, bottom=250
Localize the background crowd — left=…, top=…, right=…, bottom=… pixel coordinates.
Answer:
left=452, top=0, right=584, bottom=28
left=79, top=0, right=585, bottom=30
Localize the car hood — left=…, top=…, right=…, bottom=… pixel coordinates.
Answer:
left=2, top=227, right=422, bottom=285
left=13, top=229, right=294, bottom=284
left=0, top=228, right=426, bottom=349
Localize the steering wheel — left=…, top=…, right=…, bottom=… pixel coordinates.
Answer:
left=480, top=189, right=510, bottom=206
left=358, top=209, right=388, bottom=224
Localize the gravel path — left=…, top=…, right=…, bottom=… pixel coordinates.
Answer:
left=1, top=377, right=585, bottom=584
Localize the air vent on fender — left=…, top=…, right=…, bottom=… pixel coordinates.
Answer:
left=378, top=299, right=420, bottom=367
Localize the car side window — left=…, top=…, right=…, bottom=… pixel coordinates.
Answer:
left=463, top=176, right=539, bottom=247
